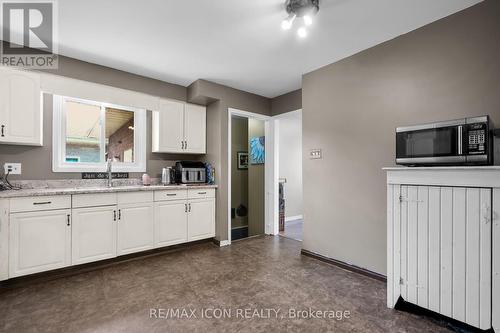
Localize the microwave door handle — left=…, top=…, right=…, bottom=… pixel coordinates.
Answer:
left=458, top=125, right=463, bottom=155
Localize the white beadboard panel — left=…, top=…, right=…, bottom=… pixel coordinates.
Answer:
left=452, top=188, right=467, bottom=322
left=393, top=185, right=402, bottom=307
left=387, top=184, right=394, bottom=308
left=400, top=186, right=408, bottom=301
left=407, top=186, right=419, bottom=304
left=465, top=188, right=480, bottom=327
left=493, top=189, right=500, bottom=333
left=479, top=189, right=492, bottom=330
left=417, top=186, right=429, bottom=308
left=440, top=187, right=453, bottom=318
left=428, top=187, right=441, bottom=313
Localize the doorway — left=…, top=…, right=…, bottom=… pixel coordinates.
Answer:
left=229, top=111, right=268, bottom=241
left=275, top=110, right=303, bottom=242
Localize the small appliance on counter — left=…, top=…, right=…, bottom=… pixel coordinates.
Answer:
left=396, top=116, right=495, bottom=166
left=175, top=161, right=207, bottom=184
left=161, top=167, right=175, bottom=185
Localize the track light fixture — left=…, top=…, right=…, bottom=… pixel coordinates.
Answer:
left=281, top=0, right=319, bottom=38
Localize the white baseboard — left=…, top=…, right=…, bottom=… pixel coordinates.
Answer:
left=285, top=215, right=303, bottom=222
left=219, top=240, right=231, bottom=247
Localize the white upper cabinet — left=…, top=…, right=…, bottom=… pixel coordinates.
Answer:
left=184, top=103, right=206, bottom=154
left=152, top=99, right=206, bottom=154
left=0, top=68, right=42, bottom=146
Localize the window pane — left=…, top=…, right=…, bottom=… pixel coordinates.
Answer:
left=65, top=100, right=102, bottom=163
left=105, top=108, right=135, bottom=163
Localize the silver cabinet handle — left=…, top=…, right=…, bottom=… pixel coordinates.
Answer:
left=33, top=201, right=52, bottom=205
left=1, top=125, right=4, bottom=137
left=118, top=209, right=121, bottom=220
left=166, top=193, right=177, bottom=197
left=185, top=203, right=188, bottom=212
left=185, top=141, right=188, bottom=149
left=67, top=214, right=71, bottom=226
left=458, top=125, right=463, bottom=155
left=113, top=210, right=117, bottom=221
left=198, top=192, right=207, bottom=195
left=188, top=203, right=191, bottom=212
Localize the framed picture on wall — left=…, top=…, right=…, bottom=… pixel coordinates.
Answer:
left=237, top=152, right=248, bottom=170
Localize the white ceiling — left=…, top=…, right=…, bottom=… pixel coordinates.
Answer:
left=55, top=0, right=482, bottom=98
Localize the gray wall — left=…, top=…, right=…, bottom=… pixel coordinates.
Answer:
left=302, top=0, right=500, bottom=275
left=271, top=89, right=302, bottom=116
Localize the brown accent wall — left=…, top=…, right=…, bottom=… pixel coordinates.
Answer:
left=301, top=0, right=500, bottom=275
left=271, top=89, right=302, bottom=116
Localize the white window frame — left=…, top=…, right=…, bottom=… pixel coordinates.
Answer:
left=52, top=95, right=147, bottom=173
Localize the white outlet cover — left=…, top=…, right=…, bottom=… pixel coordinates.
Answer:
left=4, top=163, right=22, bottom=175
left=310, top=149, right=322, bottom=159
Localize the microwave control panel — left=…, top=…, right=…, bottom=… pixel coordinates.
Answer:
left=467, top=123, right=487, bottom=154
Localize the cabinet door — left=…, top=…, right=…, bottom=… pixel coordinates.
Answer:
left=188, top=199, right=215, bottom=241
left=397, top=186, right=492, bottom=330
left=0, top=68, right=42, bottom=146
left=117, top=202, right=154, bottom=256
left=9, top=209, right=71, bottom=277
left=184, top=103, right=206, bottom=154
left=72, top=206, right=117, bottom=265
left=152, top=99, right=184, bottom=153
left=154, top=200, right=188, bottom=247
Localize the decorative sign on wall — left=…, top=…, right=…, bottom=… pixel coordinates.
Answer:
left=250, top=136, right=265, bottom=165
left=81, top=172, right=129, bottom=179
left=237, top=152, right=248, bottom=170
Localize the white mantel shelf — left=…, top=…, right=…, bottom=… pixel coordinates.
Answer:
left=384, top=166, right=500, bottom=188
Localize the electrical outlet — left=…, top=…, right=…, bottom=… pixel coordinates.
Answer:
left=4, top=163, right=22, bottom=175
left=309, top=149, right=322, bottom=159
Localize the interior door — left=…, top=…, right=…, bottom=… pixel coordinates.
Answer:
left=0, top=69, right=41, bottom=145
left=184, top=103, right=206, bottom=153
left=9, top=209, right=71, bottom=277
left=154, top=99, right=184, bottom=153
left=117, top=202, right=154, bottom=255
left=188, top=199, right=215, bottom=241
left=154, top=200, right=188, bottom=247
left=72, top=206, right=117, bottom=265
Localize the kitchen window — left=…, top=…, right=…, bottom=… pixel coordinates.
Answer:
left=52, top=95, right=146, bottom=172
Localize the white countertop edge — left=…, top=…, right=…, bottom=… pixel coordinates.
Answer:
left=0, top=184, right=218, bottom=199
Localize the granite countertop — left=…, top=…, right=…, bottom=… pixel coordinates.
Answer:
left=383, top=166, right=500, bottom=171
left=0, top=184, right=218, bottom=199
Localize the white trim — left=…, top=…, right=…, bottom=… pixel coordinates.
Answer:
left=285, top=215, right=303, bottom=222
left=52, top=95, right=147, bottom=173
left=219, top=240, right=231, bottom=247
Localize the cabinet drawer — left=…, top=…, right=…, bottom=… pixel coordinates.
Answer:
left=117, top=191, right=153, bottom=205
left=188, top=188, right=215, bottom=199
left=154, top=189, right=187, bottom=202
left=72, top=193, right=117, bottom=208
left=10, top=195, right=71, bottom=213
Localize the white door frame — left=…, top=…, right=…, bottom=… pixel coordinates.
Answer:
left=227, top=108, right=276, bottom=245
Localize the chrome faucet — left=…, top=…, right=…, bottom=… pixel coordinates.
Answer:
left=106, top=158, right=113, bottom=187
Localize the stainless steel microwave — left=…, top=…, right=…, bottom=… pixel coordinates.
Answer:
left=396, top=116, right=494, bottom=166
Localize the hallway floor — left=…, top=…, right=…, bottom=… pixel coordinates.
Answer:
left=0, top=236, right=453, bottom=333
left=279, top=219, right=303, bottom=241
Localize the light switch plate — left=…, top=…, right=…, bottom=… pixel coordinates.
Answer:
left=4, top=163, right=22, bottom=175
left=309, top=149, right=322, bottom=159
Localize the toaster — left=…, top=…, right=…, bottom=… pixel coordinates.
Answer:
left=175, top=161, right=206, bottom=184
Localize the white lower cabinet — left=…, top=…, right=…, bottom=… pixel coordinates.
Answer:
left=388, top=185, right=492, bottom=330
left=71, top=206, right=117, bottom=265
left=117, top=202, right=154, bottom=255
left=188, top=199, right=215, bottom=241
left=9, top=209, right=71, bottom=278
left=154, top=200, right=188, bottom=247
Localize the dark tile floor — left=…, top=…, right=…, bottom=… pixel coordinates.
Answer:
left=279, top=219, right=303, bottom=241
left=0, top=236, right=452, bottom=333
